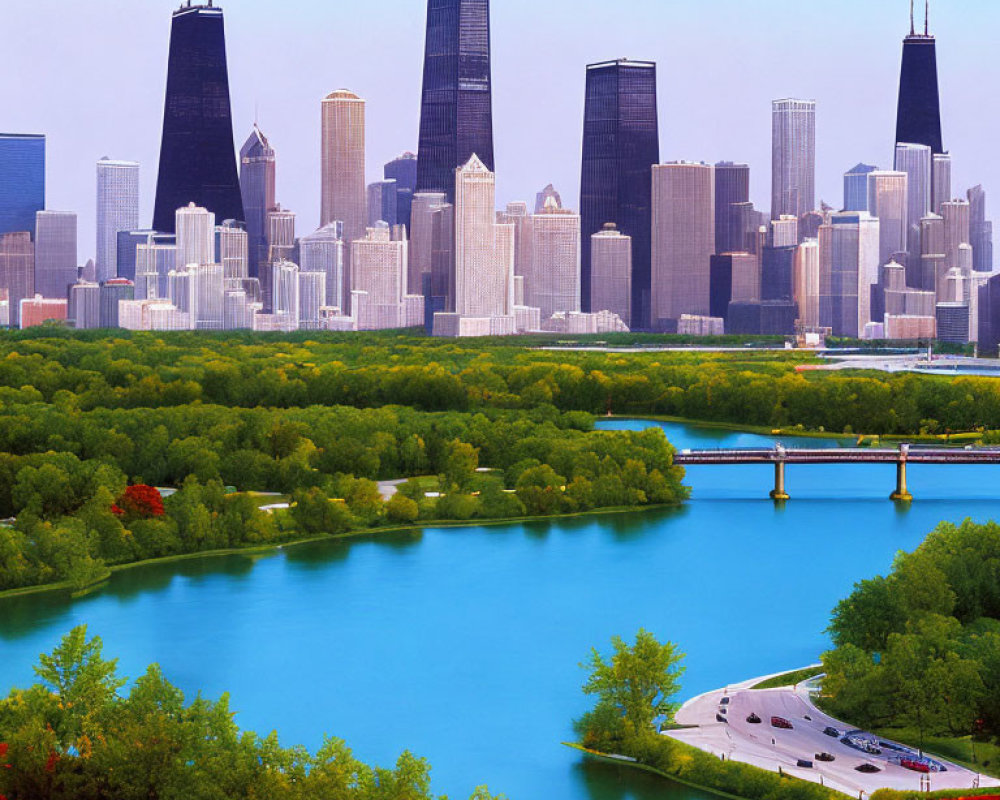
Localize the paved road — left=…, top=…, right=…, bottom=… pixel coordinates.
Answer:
left=377, top=480, right=407, bottom=501
left=668, top=677, right=997, bottom=797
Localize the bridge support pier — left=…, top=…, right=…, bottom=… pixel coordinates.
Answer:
left=891, top=461, right=913, bottom=502
left=770, top=462, right=790, bottom=502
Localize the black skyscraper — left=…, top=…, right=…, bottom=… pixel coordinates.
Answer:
left=416, top=0, right=495, bottom=200
left=895, top=8, right=943, bottom=154
left=580, top=60, right=659, bottom=329
left=153, top=3, right=244, bottom=234
left=714, top=162, right=750, bottom=255
left=385, top=152, right=418, bottom=231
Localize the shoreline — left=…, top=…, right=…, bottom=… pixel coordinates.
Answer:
left=610, top=414, right=984, bottom=444
left=0, top=502, right=680, bottom=603
left=562, top=742, right=774, bottom=800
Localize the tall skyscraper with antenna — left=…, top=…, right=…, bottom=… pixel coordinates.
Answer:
left=416, top=0, right=495, bottom=200
left=153, top=2, right=244, bottom=234
left=895, top=0, right=944, bottom=154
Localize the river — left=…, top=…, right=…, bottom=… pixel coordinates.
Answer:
left=1, top=419, right=996, bottom=800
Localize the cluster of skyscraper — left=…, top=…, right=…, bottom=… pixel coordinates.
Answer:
left=0, top=0, right=996, bottom=344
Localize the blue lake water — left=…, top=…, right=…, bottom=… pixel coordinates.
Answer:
left=1, top=419, right=997, bottom=800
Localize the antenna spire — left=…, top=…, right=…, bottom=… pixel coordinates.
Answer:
left=910, top=0, right=915, bottom=35
left=925, top=0, right=929, bottom=35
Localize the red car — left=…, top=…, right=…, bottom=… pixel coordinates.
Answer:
left=771, top=716, right=794, bottom=730
left=900, top=758, right=931, bottom=774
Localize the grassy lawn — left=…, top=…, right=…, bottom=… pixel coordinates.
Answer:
left=872, top=728, right=1000, bottom=779
left=751, top=666, right=823, bottom=690
left=244, top=492, right=291, bottom=508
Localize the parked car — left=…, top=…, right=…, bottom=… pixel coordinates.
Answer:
left=720, top=696, right=730, bottom=705
left=816, top=753, right=835, bottom=763
left=823, top=726, right=839, bottom=737
left=797, top=759, right=814, bottom=769
left=900, top=758, right=930, bottom=774
left=856, top=764, right=881, bottom=774
left=771, top=716, right=793, bottom=730
left=716, top=714, right=729, bottom=724
left=746, top=713, right=762, bottom=724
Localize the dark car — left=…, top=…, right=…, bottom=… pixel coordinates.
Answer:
left=823, top=726, right=840, bottom=738
left=856, top=764, right=881, bottom=774
left=746, top=713, right=762, bottom=724
left=771, top=716, right=793, bottom=730
left=720, top=697, right=730, bottom=705
left=797, top=759, right=814, bottom=769
left=816, top=753, right=835, bottom=763
left=716, top=714, right=729, bottom=724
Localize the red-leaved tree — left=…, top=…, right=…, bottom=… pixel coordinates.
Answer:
left=113, top=485, right=165, bottom=519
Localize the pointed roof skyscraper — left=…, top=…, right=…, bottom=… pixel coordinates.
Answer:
left=240, top=124, right=276, bottom=281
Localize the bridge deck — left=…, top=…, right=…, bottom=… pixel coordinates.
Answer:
left=674, top=448, right=1000, bottom=466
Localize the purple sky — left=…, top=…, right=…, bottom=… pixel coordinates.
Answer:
left=1, top=0, right=995, bottom=263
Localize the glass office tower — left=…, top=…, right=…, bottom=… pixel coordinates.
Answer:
left=896, top=25, right=944, bottom=154
left=153, top=3, right=244, bottom=233
left=416, top=0, right=495, bottom=200
left=239, top=125, right=276, bottom=281
left=580, top=59, right=659, bottom=328
left=0, top=134, right=45, bottom=237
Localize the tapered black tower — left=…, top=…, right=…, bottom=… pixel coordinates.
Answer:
left=895, top=1, right=943, bottom=154
left=580, top=60, right=660, bottom=329
left=416, top=0, right=495, bottom=200
left=153, top=3, right=244, bottom=233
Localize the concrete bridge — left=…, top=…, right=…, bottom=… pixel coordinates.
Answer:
left=673, top=444, right=1000, bottom=502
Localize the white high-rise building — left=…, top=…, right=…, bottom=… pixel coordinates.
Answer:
left=188, top=263, right=225, bottom=330
left=272, top=260, right=300, bottom=322
left=590, top=223, right=632, bottom=328
left=893, top=143, right=931, bottom=258
left=300, top=223, right=346, bottom=310
left=136, top=236, right=176, bottom=300
left=176, top=204, right=215, bottom=269
left=216, top=222, right=249, bottom=280
left=941, top=200, right=972, bottom=293
left=352, top=222, right=408, bottom=330
left=523, top=196, right=581, bottom=320
left=794, top=238, right=820, bottom=327
left=818, top=212, right=880, bottom=337
left=932, top=153, right=952, bottom=215
left=651, top=162, right=715, bottom=327
left=320, top=90, right=366, bottom=247
left=453, top=154, right=514, bottom=322
left=96, top=159, right=139, bottom=284
left=867, top=171, right=909, bottom=267
left=298, top=270, right=327, bottom=330
left=771, top=99, right=816, bottom=220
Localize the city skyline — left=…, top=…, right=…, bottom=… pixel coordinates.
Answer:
left=2, top=0, right=997, bottom=260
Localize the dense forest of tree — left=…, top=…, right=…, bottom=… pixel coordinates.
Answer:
left=0, top=329, right=995, bottom=435
left=823, top=519, right=1000, bottom=744
left=0, top=332, right=690, bottom=593
left=0, top=627, right=503, bottom=800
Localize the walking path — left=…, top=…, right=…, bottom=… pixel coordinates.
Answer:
left=667, top=671, right=999, bottom=798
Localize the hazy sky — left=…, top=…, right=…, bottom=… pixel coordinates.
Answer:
left=1, top=0, right=996, bottom=262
